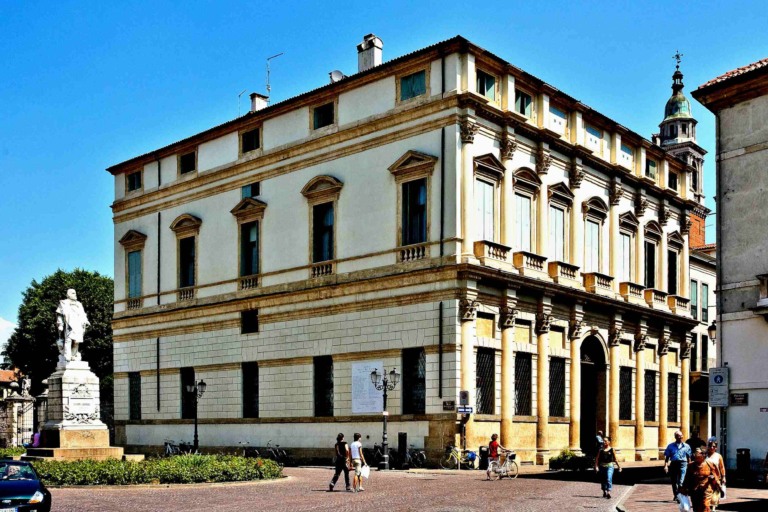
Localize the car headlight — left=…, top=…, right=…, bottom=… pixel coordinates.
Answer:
left=28, top=490, right=45, bottom=504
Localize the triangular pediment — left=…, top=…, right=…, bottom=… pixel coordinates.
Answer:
left=230, top=197, right=268, bottom=222
left=474, top=154, right=506, bottom=178
left=548, top=182, right=574, bottom=205
left=170, top=214, right=203, bottom=236
left=619, top=211, right=640, bottom=230
left=667, top=230, right=685, bottom=247
left=118, top=230, right=148, bottom=250
left=388, top=151, right=438, bottom=181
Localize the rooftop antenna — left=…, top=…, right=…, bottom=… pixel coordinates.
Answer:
left=237, top=89, right=247, bottom=117
left=266, top=52, right=284, bottom=104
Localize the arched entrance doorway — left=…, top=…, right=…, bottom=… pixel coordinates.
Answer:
left=580, top=335, right=607, bottom=453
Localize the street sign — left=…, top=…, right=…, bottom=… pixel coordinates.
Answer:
left=730, top=393, right=749, bottom=406
left=459, top=390, right=469, bottom=406
left=709, top=367, right=729, bottom=407
left=443, top=400, right=456, bottom=411
left=457, top=406, right=473, bottom=414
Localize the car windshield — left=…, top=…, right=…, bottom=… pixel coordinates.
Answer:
left=0, top=463, right=37, bottom=480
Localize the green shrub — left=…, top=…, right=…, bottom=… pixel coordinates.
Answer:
left=0, top=447, right=26, bottom=458
left=31, top=455, right=282, bottom=486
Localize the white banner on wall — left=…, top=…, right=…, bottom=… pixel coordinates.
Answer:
left=352, top=360, right=383, bottom=413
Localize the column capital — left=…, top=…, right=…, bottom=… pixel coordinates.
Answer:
left=634, top=321, right=649, bottom=352
left=500, top=306, right=518, bottom=329
left=681, top=211, right=692, bottom=235
left=500, top=132, right=518, bottom=161
left=635, top=189, right=648, bottom=218
left=569, top=156, right=585, bottom=190
left=680, top=331, right=694, bottom=359
left=609, top=177, right=624, bottom=206
left=459, top=299, right=478, bottom=322
left=535, top=312, right=552, bottom=335
left=459, top=118, right=479, bottom=144
left=658, top=326, right=671, bottom=356
left=659, top=200, right=671, bottom=226
left=609, top=315, right=623, bottom=347
left=536, top=142, right=551, bottom=176
left=569, top=304, right=585, bottom=340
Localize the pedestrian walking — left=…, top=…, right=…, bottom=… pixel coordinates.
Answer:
left=664, top=430, right=692, bottom=503
left=594, top=430, right=605, bottom=457
left=680, top=447, right=721, bottom=512
left=486, top=433, right=508, bottom=480
left=328, top=433, right=353, bottom=492
left=349, top=433, right=367, bottom=492
left=706, top=440, right=726, bottom=510
left=686, top=428, right=707, bottom=452
left=594, top=436, right=621, bottom=499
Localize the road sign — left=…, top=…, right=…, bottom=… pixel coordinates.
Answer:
left=457, top=406, right=474, bottom=414
left=709, top=367, right=729, bottom=407
left=459, top=390, right=469, bottom=406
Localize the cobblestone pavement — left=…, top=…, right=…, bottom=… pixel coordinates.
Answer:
left=50, top=467, right=630, bottom=512
left=619, top=482, right=768, bottom=512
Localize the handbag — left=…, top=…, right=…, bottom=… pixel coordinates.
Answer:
left=721, top=484, right=726, bottom=500
left=361, top=464, right=370, bottom=479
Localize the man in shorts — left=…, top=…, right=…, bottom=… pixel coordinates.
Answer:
left=349, top=433, right=368, bottom=492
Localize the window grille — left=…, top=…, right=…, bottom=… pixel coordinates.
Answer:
left=668, top=373, right=679, bottom=423
left=515, top=353, right=532, bottom=416
left=402, top=348, right=426, bottom=414
left=619, top=367, right=632, bottom=420
left=549, top=357, right=566, bottom=417
left=476, top=348, right=495, bottom=414
left=242, top=362, right=259, bottom=418
left=313, top=356, right=334, bottom=417
left=180, top=367, right=195, bottom=419
left=129, top=372, right=141, bottom=421
left=644, top=370, right=656, bottom=421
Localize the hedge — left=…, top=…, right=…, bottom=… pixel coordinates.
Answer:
left=32, top=454, right=282, bottom=485
left=0, top=447, right=26, bottom=458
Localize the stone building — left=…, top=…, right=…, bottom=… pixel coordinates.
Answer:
left=693, top=57, right=768, bottom=470
left=109, top=35, right=702, bottom=463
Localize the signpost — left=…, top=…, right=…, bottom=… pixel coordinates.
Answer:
left=457, top=406, right=474, bottom=414
left=709, top=367, right=729, bottom=408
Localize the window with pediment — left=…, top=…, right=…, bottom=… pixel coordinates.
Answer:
left=389, top=151, right=437, bottom=249
left=644, top=221, right=663, bottom=289
left=618, top=211, right=640, bottom=283
left=302, top=176, right=343, bottom=267
left=582, top=197, right=608, bottom=273
left=547, top=183, right=574, bottom=262
left=667, top=231, right=684, bottom=295
left=119, top=230, right=148, bottom=307
left=474, top=154, right=506, bottom=243
left=170, top=214, right=202, bottom=297
left=513, top=168, right=541, bottom=253
left=231, top=198, right=267, bottom=287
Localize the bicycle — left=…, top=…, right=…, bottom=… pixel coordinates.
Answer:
left=406, top=445, right=427, bottom=468
left=488, top=450, right=519, bottom=480
left=263, top=440, right=294, bottom=466
left=239, top=441, right=260, bottom=458
left=164, top=439, right=181, bottom=456
left=439, top=445, right=477, bottom=469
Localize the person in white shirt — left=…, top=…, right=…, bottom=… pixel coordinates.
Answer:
left=349, top=433, right=368, bottom=492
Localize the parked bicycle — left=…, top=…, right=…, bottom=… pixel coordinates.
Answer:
left=238, top=441, right=260, bottom=458
left=263, top=440, right=294, bottom=466
left=439, top=444, right=477, bottom=469
left=488, top=449, right=519, bottom=479
left=164, top=439, right=195, bottom=456
left=406, top=445, right=427, bottom=468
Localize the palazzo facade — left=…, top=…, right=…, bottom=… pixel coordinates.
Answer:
left=109, top=35, right=701, bottom=463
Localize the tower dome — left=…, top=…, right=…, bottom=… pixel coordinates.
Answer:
left=659, top=55, right=696, bottom=146
left=663, top=70, right=693, bottom=121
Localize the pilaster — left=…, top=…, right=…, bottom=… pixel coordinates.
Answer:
left=680, top=331, right=692, bottom=437
left=568, top=304, right=585, bottom=452
left=634, top=321, right=648, bottom=460
left=460, top=118, right=479, bottom=261
left=500, top=289, right=518, bottom=447
left=535, top=297, right=553, bottom=464
left=459, top=288, right=478, bottom=446
left=608, top=315, right=623, bottom=448
left=658, top=326, right=671, bottom=455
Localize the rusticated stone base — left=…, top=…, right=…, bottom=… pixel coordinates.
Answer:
left=23, top=446, right=124, bottom=461
left=41, top=427, right=110, bottom=449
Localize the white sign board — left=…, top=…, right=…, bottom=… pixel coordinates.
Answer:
left=352, top=360, right=383, bottom=413
left=709, top=367, right=729, bottom=408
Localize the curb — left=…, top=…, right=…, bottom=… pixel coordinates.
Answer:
left=47, top=475, right=292, bottom=490
left=614, top=484, right=635, bottom=512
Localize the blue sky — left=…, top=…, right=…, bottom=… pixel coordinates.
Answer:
left=1, top=0, right=766, bottom=337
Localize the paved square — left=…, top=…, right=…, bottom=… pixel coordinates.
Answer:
left=50, top=467, right=630, bottom=511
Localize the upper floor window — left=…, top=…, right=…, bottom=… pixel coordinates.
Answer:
left=618, top=211, right=639, bottom=283
left=170, top=214, right=202, bottom=295
left=179, top=150, right=196, bottom=175
left=620, top=143, right=634, bottom=168
left=241, top=309, right=259, bottom=334
left=240, top=127, right=261, bottom=154
left=514, top=90, right=533, bottom=118
left=301, top=175, right=343, bottom=271
left=645, top=241, right=657, bottom=288
left=240, top=221, right=259, bottom=277
left=127, top=251, right=142, bottom=299
left=585, top=125, right=603, bottom=153
left=515, top=193, right=532, bottom=252
left=241, top=182, right=260, bottom=199
left=549, top=206, right=565, bottom=262
left=668, top=171, right=679, bottom=191
left=313, top=202, right=334, bottom=262
left=476, top=70, right=496, bottom=101
left=475, top=178, right=496, bottom=241
left=549, top=106, right=567, bottom=135
left=691, top=279, right=699, bottom=320
left=313, top=102, right=335, bottom=130
left=645, top=159, right=657, bottom=180
left=702, top=283, right=710, bottom=323
left=126, top=170, right=142, bottom=192
left=119, top=230, right=147, bottom=305
left=402, top=178, right=427, bottom=245
left=399, top=69, right=427, bottom=102
left=583, top=197, right=609, bottom=273
left=667, top=249, right=679, bottom=295
left=692, top=169, right=700, bottom=192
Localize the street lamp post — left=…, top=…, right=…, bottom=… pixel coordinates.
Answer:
left=370, top=368, right=400, bottom=470
left=185, top=379, right=207, bottom=453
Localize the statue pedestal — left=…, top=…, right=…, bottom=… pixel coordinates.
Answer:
left=24, top=361, right=123, bottom=461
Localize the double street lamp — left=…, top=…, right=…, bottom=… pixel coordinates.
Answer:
left=370, top=368, right=400, bottom=470
left=185, top=379, right=207, bottom=452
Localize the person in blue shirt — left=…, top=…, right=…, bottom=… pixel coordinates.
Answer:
left=664, top=430, right=692, bottom=503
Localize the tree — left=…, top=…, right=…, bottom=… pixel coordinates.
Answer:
left=3, top=269, right=114, bottom=396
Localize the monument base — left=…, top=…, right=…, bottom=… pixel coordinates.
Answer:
left=23, top=446, right=124, bottom=461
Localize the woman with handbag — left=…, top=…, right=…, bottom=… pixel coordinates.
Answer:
left=680, top=447, right=721, bottom=512
left=706, top=440, right=726, bottom=510
left=593, top=436, right=621, bottom=499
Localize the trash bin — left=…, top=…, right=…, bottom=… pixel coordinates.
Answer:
left=478, top=445, right=490, bottom=470
left=398, top=432, right=408, bottom=469
left=737, top=448, right=751, bottom=475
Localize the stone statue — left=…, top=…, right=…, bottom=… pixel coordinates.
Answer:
left=20, top=376, right=31, bottom=396
left=55, top=289, right=90, bottom=364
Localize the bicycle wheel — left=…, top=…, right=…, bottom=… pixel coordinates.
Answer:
left=488, top=460, right=501, bottom=480
left=439, top=452, right=458, bottom=470
left=508, top=460, right=519, bottom=479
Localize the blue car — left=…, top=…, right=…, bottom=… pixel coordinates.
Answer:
left=0, top=461, right=51, bottom=512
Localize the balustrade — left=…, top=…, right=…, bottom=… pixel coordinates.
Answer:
left=399, top=243, right=428, bottom=262
left=310, top=262, right=335, bottom=278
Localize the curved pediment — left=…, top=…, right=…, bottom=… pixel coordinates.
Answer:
left=582, top=196, right=609, bottom=219
left=301, top=175, right=343, bottom=203
left=548, top=182, right=574, bottom=206
left=118, top=230, right=148, bottom=251
left=230, top=197, right=268, bottom=223
left=474, top=153, right=506, bottom=179
left=170, top=214, right=203, bottom=237
left=388, top=150, right=438, bottom=182
left=513, top=167, right=542, bottom=192
left=645, top=220, right=663, bottom=239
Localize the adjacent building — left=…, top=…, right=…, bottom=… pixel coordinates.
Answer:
left=109, top=35, right=703, bottom=463
left=693, top=57, right=768, bottom=471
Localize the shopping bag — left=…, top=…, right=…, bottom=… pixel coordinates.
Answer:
left=678, top=494, right=692, bottom=512
left=721, top=484, right=726, bottom=500
left=361, top=464, right=370, bottom=479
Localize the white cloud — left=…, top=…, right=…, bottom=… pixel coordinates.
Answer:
left=0, top=317, right=16, bottom=354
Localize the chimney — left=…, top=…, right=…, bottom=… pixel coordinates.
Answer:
left=250, top=92, right=269, bottom=112
left=357, top=34, right=383, bottom=73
